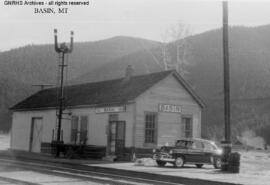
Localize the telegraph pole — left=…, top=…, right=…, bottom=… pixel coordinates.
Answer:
left=221, top=1, right=232, bottom=171
left=54, top=29, right=74, bottom=157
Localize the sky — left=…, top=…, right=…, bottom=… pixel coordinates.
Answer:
left=1, top=0, right=270, bottom=51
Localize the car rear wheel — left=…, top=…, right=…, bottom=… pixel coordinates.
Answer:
left=174, top=156, right=184, bottom=168
left=214, top=157, right=222, bottom=169
left=196, top=164, right=204, bottom=168
left=156, top=160, right=166, bottom=167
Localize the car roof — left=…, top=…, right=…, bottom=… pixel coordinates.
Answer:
left=176, top=138, right=215, bottom=144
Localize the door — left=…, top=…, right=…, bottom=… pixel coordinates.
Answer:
left=29, top=118, right=43, bottom=153
left=79, top=116, right=88, bottom=144
left=187, top=140, right=205, bottom=163
left=115, top=121, right=126, bottom=156
left=108, top=121, right=126, bottom=156
left=71, top=116, right=88, bottom=144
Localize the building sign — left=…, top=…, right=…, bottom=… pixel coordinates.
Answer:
left=95, top=106, right=126, bottom=114
left=158, top=104, right=181, bottom=113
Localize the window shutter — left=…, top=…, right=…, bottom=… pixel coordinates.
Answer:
left=71, top=116, right=79, bottom=143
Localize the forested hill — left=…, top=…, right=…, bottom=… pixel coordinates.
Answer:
left=73, top=25, right=270, bottom=100
left=73, top=25, right=270, bottom=142
left=0, top=36, right=160, bottom=131
left=0, top=36, right=160, bottom=85
left=2, top=25, right=270, bottom=143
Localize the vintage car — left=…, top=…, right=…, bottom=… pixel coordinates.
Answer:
left=152, top=138, right=223, bottom=168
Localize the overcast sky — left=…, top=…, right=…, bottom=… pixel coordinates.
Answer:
left=0, top=0, right=270, bottom=51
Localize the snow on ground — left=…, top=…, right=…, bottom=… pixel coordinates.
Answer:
left=0, top=134, right=10, bottom=151
left=1, top=133, right=270, bottom=184
left=89, top=150, right=270, bottom=185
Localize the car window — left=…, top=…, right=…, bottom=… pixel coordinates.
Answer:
left=191, top=141, right=204, bottom=150
left=186, top=141, right=193, bottom=149
left=204, top=142, right=215, bottom=151
left=175, top=140, right=187, bottom=148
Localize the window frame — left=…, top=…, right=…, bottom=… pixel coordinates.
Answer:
left=182, top=115, right=193, bottom=138
left=144, top=112, right=158, bottom=146
left=70, top=115, right=89, bottom=144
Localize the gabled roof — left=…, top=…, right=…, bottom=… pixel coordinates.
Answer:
left=11, top=70, right=205, bottom=111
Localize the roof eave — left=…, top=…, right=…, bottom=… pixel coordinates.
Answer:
left=10, top=100, right=136, bottom=112
left=172, top=71, right=206, bottom=109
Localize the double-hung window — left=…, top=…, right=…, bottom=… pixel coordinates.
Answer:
left=144, top=112, right=157, bottom=144
left=182, top=116, right=193, bottom=138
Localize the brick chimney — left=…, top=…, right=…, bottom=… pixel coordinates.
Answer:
left=125, top=65, right=134, bottom=81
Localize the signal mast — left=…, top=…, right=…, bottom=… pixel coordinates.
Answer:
left=54, top=29, right=74, bottom=157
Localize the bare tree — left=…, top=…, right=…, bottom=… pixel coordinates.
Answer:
left=160, top=29, right=170, bottom=70
left=160, top=21, right=190, bottom=75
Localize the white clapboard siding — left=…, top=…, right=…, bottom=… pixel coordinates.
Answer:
left=135, top=75, right=201, bottom=148
left=11, top=110, right=56, bottom=151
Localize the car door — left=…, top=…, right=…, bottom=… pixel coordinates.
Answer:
left=187, top=140, right=205, bottom=163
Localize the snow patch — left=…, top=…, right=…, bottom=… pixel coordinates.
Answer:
left=134, top=158, right=157, bottom=167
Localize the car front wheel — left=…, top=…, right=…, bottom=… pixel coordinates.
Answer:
left=174, top=156, right=184, bottom=168
left=214, top=157, right=222, bottom=169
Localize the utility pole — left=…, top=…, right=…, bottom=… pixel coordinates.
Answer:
left=221, top=1, right=232, bottom=171
left=54, top=29, right=74, bottom=157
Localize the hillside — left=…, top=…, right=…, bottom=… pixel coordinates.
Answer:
left=74, top=26, right=270, bottom=99
left=73, top=25, right=270, bottom=142
left=0, top=36, right=160, bottom=85
left=0, top=36, right=160, bottom=131
left=2, top=25, right=270, bottom=143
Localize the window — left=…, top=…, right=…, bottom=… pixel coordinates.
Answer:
left=182, top=116, right=193, bottom=138
left=144, top=112, right=157, bottom=144
left=176, top=140, right=188, bottom=148
left=191, top=141, right=204, bottom=150
left=70, top=115, right=88, bottom=144
left=204, top=142, right=216, bottom=151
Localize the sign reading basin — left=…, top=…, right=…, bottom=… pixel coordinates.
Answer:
left=159, top=104, right=181, bottom=113
left=96, top=106, right=126, bottom=114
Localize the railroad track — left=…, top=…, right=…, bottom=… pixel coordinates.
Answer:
left=0, top=156, right=239, bottom=185
left=0, top=158, right=180, bottom=185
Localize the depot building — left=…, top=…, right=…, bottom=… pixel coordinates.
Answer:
left=10, top=66, right=205, bottom=159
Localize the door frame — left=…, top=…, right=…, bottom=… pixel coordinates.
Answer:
left=29, top=117, right=43, bottom=152
left=107, top=120, right=126, bottom=156
left=70, top=115, right=89, bottom=144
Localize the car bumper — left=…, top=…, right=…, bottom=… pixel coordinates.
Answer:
left=153, top=154, right=175, bottom=162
